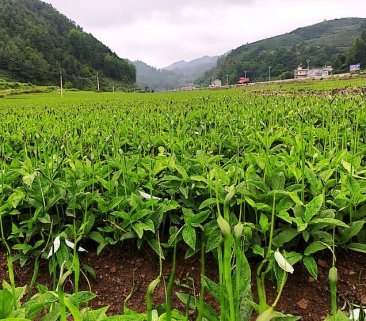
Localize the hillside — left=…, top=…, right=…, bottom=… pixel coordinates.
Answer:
left=0, top=0, right=136, bottom=89
left=164, top=55, right=218, bottom=79
left=197, top=18, right=366, bottom=85
left=133, top=61, right=183, bottom=91
left=134, top=56, right=219, bottom=91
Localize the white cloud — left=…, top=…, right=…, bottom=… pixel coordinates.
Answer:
left=46, top=0, right=366, bottom=67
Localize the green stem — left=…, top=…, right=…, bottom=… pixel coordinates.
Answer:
left=224, top=236, right=235, bottom=321
left=218, top=242, right=225, bottom=321
left=256, top=259, right=268, bottom=313
left=27, top=256, right=40, bottom=301
left=166, top=239, right=177, bottom=321
left=272, top=270, right=287, bottom=307
left=267, top=193, right=276, bottom=259
left=235, top=236, right=242, bottom=319
left=197, top=239, right=206, bottom=321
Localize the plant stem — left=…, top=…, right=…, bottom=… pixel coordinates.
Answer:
left=166, top=239, right=177, bottom=321
left=197, top=238, right=206, bottom=321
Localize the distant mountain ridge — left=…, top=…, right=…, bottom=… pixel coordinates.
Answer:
left=164, top=56, right=218, bottom=80
left=164, top=55, right=218, bottom=71
left=197, top=17, right=366, bottom=85
left=133, top=60, right=182, bottom=91
left=134, top=56, right=218, bottom=91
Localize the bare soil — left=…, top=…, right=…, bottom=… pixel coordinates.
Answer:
left=0, top=247, right=365, bottom=321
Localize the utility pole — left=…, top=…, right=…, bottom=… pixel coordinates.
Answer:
left=96, top=72, right=100, bottom=91
left=268, top=66, right=272, bottom=82
left=112, top=83, right=115, bottom=92
left=306, top=59, right=310, bottom=70
left=226, top=74, right=229, bottom=85
left=244, top=70, right=247, bottom=78
left=59, top=70, right=63, bottom=97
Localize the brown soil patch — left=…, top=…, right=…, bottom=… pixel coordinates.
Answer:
left=0, top=248, right=365, bottom=321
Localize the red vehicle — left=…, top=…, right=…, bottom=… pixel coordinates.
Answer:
left=238, top=77, right=250, bottom=84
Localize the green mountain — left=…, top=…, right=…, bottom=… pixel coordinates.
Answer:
left=197, top=18, right=366, bottom=85
left=164, top=55, right=218, bottom=79
left=134, top=56, right=218, bottom=91
left=133, top=61, right=183, bottom=91
left=0, top=0, right=136, bottom=89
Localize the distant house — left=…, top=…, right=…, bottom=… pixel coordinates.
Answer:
left=238, top=77, right=250, bottom=84
left=350, top=63, right=361, bottom=73
left=181, top=83, right=197, bottom=90
left=210, top=79, right=222, bottom=88
left=294, top=66, right=333, bottom=79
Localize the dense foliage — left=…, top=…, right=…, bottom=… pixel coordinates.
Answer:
left=1, top=89, right=365, bottom=273
left=0, top=0, right=136, bottom=89
left=334, top=30, right=366, bottom=72
left=197, top=18, right=366, bottom=85
left=1, top=85, right=366, bottom=320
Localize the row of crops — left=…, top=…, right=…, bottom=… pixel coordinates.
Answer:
left=0, top=90, right=365, bottom=321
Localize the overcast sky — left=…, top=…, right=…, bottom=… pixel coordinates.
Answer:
left=45, top=0, right=366, bottom=68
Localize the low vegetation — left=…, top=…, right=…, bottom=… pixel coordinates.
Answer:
left=0, top=83, right=365, bottom=320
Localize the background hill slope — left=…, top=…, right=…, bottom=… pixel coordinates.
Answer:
left=197, top=18, right=366, bottom=85
left=134, top=56, right=218, bottom=91
left=0, top=0, right=136, bottom=89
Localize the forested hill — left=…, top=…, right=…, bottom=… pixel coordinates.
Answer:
left=0, top=0, right=136, bottom=89
left=197, top=18, right=366, bottom=85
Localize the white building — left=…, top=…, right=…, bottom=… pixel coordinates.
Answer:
left=294, top=66, right=333, bottom=79
left=210, top=79, right=222, bottom=88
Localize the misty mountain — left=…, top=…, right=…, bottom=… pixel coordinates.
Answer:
left=163, top=56, right=218, bottom=80
left=134, top=56, right=218, bottom=91
left=133, top=61, right=182, bottom=91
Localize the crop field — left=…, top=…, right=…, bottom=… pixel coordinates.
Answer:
left=0, top=87, right=366, bottom=321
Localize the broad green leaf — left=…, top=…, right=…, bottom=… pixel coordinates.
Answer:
left=184, top=209, right=209, bottom=226
left=309, top=218, right=348, bottom=228
left=199, top=198, right=218, bottom=210
left=339, top=221, right=364, bottom=244
left=286, top=252, right=303, bottom=265
left=206, top=228, right=221, bottom=252
left=81, top=306, right=108, bottom=321
left=64, top=297, right=82, bottom=321
left=252, top=244, right=265, bottom=257
left=276, top=196, right=295, bottom=213
left=304, top=194, right=323, bottom=222
left=235, top=251, right=253, bottom=320
left=304, top=242, right=327, bottom=256
left=202, top=277, right=221, bottom=303
left=303, top=255, right=318, bottom=279
left=272, top=228, right=299, bottom=248
left=22, top=172, right=37, bottom=187
left=182, top=225, right=196, bottom=250
left=288, top=192, right=303, bottom=206
left=305, top=167, right=321, bottom=196
left=294, top=217, right=307, bottom=232
left=9, top=189, right=25, bottom=209
left=271, top=171, right=285, bottom=190
left=346, top=242, right=366, bottom=254
left=0, top=289, right=13, bottom=318
left=39, top=307, right=60, bottom=321
left=259, top=214, right=269, bottom=232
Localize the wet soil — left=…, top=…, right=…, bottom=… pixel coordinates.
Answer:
left=0, top=247, right=365, bottom=321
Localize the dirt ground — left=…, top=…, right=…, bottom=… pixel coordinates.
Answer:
left=0, top=246, right=365, bottom=321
